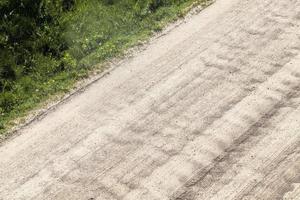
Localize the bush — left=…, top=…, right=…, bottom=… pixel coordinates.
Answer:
left=0, top=92, right=17, bottom=113
left=0, top=0, right=71, bottom=84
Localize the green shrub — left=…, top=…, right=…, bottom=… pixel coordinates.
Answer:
left=0, top=92, right=17, bottom=113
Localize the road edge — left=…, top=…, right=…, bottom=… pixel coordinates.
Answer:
left=0, top=0, right=215, bottom=145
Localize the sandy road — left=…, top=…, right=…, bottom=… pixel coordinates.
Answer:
left=1, top=0, right=300, bottom=199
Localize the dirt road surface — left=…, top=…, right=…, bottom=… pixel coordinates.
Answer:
left=1, top=0, right=300, bottom=199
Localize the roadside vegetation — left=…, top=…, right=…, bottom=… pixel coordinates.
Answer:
left=0, top=0, right=209, bottom=135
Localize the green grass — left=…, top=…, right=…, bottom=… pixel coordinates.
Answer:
left=0, top=0, right=211, bottom=137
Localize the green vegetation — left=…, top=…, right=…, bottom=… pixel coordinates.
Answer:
left=0, top=0, right=209, bottom=135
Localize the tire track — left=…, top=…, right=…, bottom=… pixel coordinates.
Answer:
left=0, top=0, right=300, bottom=200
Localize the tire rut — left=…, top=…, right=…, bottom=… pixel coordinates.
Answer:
left=1, top=0, right=300, bottom=200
